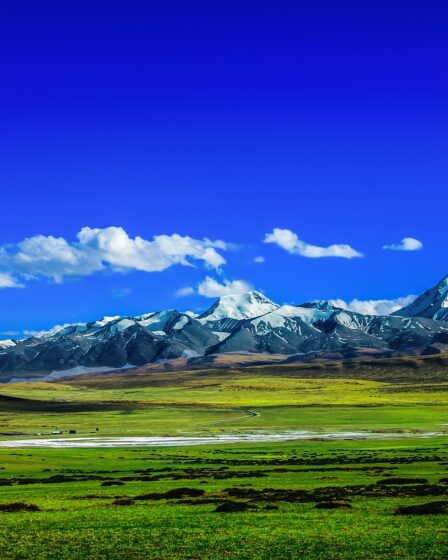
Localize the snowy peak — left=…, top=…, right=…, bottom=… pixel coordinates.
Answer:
left=199, top=291, right=279, bottom=322
left=393, top=275, right=448, bottom=320
left=0, top=339, right=17, bottom=349
left=35, top=311, right=195, bottom=341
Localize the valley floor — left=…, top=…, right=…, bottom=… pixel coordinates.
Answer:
left=0, top=361, right=447, bottom=559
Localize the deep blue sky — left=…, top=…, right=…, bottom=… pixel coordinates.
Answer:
left=0, top=1, right=447, bottom=336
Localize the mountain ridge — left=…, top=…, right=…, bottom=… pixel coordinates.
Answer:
left=392, top=275, right=448, bottom=321
left=1, top=275, right=448, bottom=380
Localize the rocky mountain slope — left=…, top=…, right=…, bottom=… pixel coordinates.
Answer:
left=393, top=274, right=448, bottom=321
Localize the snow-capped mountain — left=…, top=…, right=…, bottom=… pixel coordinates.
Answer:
left=198, top=291, right=279, bottom=331
left=197, top=291, right=280, bottom=339
left=208, top=301, right=448, bottom=356
left=393, top=275, right=448, bottom=321
left=0, top=311, right=219, bottom=379
left=1, top=276, right=448, bottom=380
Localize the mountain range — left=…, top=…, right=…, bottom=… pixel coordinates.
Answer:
left=1, top=275, right=448, bottom=381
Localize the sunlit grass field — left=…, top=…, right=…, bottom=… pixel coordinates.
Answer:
left=0, top=368, right=447, bottom=437
left=5, top=375, right=448, bottom=406
left=0, top=362, right=447, bottom=558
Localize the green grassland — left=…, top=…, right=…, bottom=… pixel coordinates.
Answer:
left=0, top=439, right=448, bottom=559
left=0, top=364, right=447, bottom=437
left=0, top=359, right=447, bottom=558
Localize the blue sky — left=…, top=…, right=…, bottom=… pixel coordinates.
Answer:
left=0, top=1, right=447, bottom=337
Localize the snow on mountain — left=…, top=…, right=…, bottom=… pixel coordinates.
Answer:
left=393, top=275, right=448, bottom=320
left=36, top=311, right=194, bottom=341
left=435, top=308, right=448, bottom=321
left=36, top=316, right=120, bottom=339
left=0, top=339, right=17, bottom=349
left=212, top=331, right=231, bottom=342
left=91, top=316, right=121, bottom=329
left=172, top=316, right=189, bottom=330
left=198, top=291, right=279, bottom=332
left=136, top=310, right=178, bottom=331
left=184, top=311, right=199, bottom=318
left=250, top=305, right=330, bottom=332
left=107, top=318, right=138, bottom=336
left=209, top=294, right=448, bottom=357
left=210, top=302, right=383, bottom=356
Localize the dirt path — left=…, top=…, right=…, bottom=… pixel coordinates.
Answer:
left=183, top=408, right=259, bottom=429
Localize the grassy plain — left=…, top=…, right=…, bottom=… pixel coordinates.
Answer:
left=0, top=358, right=446, bottom=559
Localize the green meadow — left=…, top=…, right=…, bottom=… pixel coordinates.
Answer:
left=0, top=362, right=447, bottom=559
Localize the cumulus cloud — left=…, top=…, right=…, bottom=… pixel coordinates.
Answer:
left=23, top=323, right=73, bottom=338
left=78, top=227, right=226, bottom=271
left=197, top=276, right=253, bottom=298
left=175, top=286, right=195, bottom=297
left=264, top=228, right=362, bottom=259
left=0, top=273, right=24, bottom=289
left=253, top=256, right=265, bottom=263
left=111, top=287, right=132, bottom=299
left=383, top=238, right=423, bottom=252
left=175, top=277, right=253, bottom=298
left=328, top=295, right=417, bottom=316
left=0, top=227, right=227, bottom=286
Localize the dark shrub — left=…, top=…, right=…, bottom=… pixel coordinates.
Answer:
left=164, top=487, right=205, bottom=499
left=377, top=478, right=428, bottom=485
left=394, top=501, right=448, bottom=515
left=136, top=487, right=206, bottom=501
left=314, top=501, right=352, bottom=509
left=215, top=501, right=253, bottom=513
left=111, top=497, right=134, bottom=507
left=0, top=502, right=40, bottom=512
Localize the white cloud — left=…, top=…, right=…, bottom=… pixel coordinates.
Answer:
left=197, top=276, right=253, bottom=298
left=328, top=295, right=417, bottom=316
left=176, top=277, right=254, bottom=298
left=264, top=228, right=363, bottom=259
left=383, top=238, right=423, bottom=252
left=111, top=287, right=132, bottom=298
left=0, top=227, right=227, bottom=286
left=253, top=256, right=265, bottom=263
left=0, top=273, right=24, bottom=289
left=175, top=286, right=195, bottom=297
left=23, top=323, right=73, bottom=338
left=77, top=227, right=226, bottom=271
